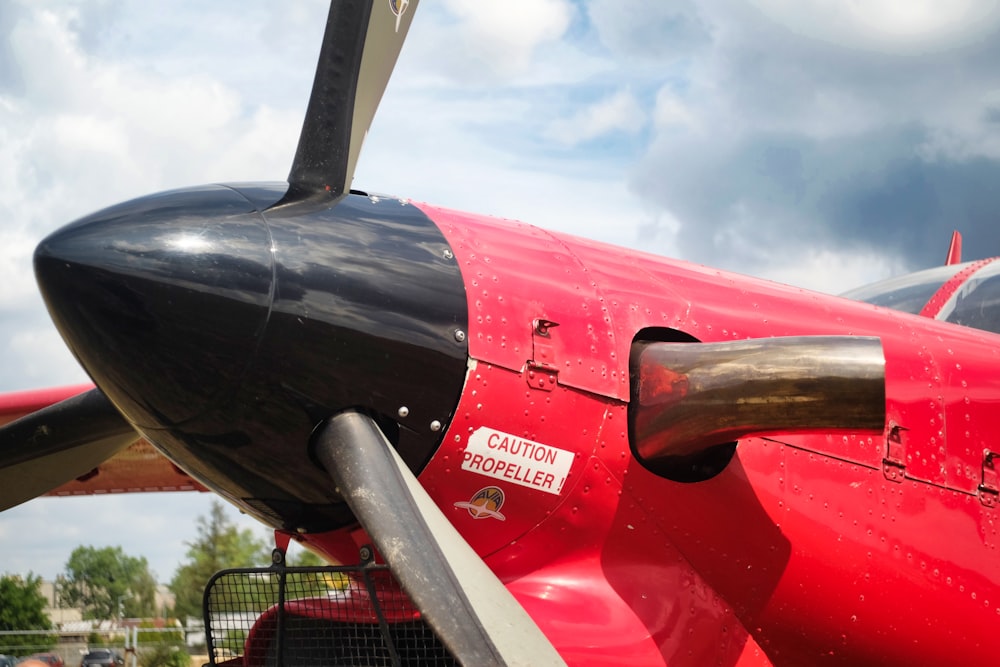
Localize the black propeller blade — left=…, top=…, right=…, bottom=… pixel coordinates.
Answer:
left=286, top=0, right=418, bottom=200
left=0, top=388, right=137, bottom=510
left=314, top=411, right=565, bottom=666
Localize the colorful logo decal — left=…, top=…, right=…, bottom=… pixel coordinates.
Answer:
left=461, top=427, right=573, bottom=495
left=389, top=0, right=410, bottom=32
left=454, top=486, right=507, bottom=521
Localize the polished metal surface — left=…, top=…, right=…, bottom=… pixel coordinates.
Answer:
left=630, top=336, right=886, bottom=470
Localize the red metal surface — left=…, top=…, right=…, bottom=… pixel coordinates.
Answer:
left=0, top=383, right=94, bottom=425
left=369, top=202, right=997, bottom=665
left=945, top=230, right=963, bottom=266
left=46, top=439, right=208, bottom=495
left=918, top=257, right=993, bottom=318
left=0, top=384, right=206, bottom=496
left=424, top=206, right=624, bottom=400
left=242, top=583, right=422, bottom=667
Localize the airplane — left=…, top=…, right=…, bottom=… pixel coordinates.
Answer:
left=2, top=1, right=1000, bottom=665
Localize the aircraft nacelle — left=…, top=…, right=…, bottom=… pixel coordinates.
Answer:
left=33, top=183, right=1000, bottom=664
left=34, top=185, right=469, bottom=531
left=375, top=200, right=1000, bottom=664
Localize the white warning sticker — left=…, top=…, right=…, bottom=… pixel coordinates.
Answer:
left=461, top=427, right=573, bottom=495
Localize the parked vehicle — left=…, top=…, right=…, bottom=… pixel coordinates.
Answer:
left=21, top=654, right=64, bottom=667
left=79, top=650, right=123, bottom=667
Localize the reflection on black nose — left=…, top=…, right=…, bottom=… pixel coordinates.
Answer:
left=34, top=184, right=274, bottom=429
left=33, top=185, right=470, bottom=533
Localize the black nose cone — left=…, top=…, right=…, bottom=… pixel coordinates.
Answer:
left=34, top=185, right=274, bottom=428
left=35, top=185, right=470, bottom=533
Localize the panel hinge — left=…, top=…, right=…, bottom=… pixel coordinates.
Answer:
left=527, top=319, right=559, bottom=391
left=979, top=450, right=999, bottom=507
left=882, top=422, right=907, bottom=483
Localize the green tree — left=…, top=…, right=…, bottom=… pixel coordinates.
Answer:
left=138, top=641, right=189, bottom=667
left=287, top=547, right=325, bottom=567
left=169, top=501, right=268, bottom=620
left=62, top=546, right=157, bottom=620
left=136, top=620, right=187, bottom=667
left=0, top=574, right=55, bottom=653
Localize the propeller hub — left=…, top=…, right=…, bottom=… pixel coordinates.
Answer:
left=34, top=185, right=469, bottom=532
left=35, top=184, right=274, bottom=428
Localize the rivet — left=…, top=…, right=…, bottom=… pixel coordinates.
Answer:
left=454, top=329, right=466, bottom=343
left=397, top=406, right=409, bottom=418
left=430, top=420, right=442, bottom=432
left=443, top=248, right=454, bottom=260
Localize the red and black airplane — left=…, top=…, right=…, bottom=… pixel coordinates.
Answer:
left=3, top=2, right=1000, bottom=665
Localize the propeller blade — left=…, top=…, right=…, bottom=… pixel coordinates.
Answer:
left=0, top=388, right=138, bottom=510
left=630, top=336, right=885, bottom=475
left=286, top=0, right=419, bottom=199
left=314, top=411, right=565, bottom=667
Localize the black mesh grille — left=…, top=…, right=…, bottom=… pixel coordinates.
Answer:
left=204, top=560, right=458, bottom=667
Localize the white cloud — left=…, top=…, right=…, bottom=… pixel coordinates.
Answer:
left=653, top=87, right=700, bottom=132
left=4, top=324, right=88, bottom=389
left=434, top=0, right=574, bottom=79
left=0, top=1, right=308, bottom=401
left=627, top=0, right=1000, bottom=274
left=913, top=88, right=1000, bottom=162
left=545, top=87, right=647, bottom=146
left=8, top=8, right=88, bottom=106
left=747, top=0, right=1000, bottom=53
left=0, top=494, right=268, bottom=582
left=588, top=0, right=710, bottom=60
left=754, top=247, right=908, bottom=295
left=0, top=229, right=36, bottom=309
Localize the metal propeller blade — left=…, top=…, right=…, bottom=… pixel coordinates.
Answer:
left=0, top=388, right=138, bottom=510
left=314, top=411, right=566, bottom=667
left=285, top=0, right=418, bottom=200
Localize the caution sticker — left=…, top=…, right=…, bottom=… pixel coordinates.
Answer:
left=461, top=427, right=573, bottom=495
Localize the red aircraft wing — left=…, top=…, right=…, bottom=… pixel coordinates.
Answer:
left=45, top=439, right=207, bottom=496
left=0, top=385, right=205, bottom=499
left=0, top=384, right=95, bottom=425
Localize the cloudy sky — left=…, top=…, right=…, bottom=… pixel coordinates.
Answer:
left=3, top=0, right=1000, bottom=585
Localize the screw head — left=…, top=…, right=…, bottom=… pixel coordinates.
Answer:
left=430, top=420, right=442, bottom=432
left=397, top=406, right=409, bottom=418
left=454, top=329, right=466, bottom=343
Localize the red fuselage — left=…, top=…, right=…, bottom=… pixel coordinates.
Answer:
left=298, top=203, right=1000, bottom=665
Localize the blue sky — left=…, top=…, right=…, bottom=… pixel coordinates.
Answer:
left=3, top=0, right=1000, bottom=584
